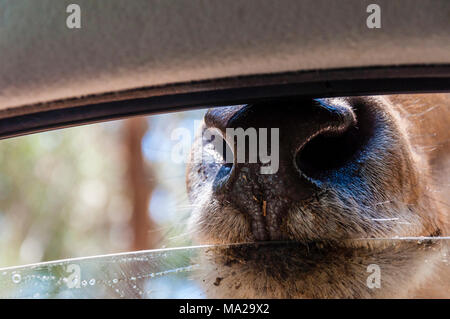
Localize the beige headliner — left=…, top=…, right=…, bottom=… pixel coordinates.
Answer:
left=0, top=0, right=449, bottom=115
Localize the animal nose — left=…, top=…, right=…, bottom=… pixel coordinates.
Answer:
left=205, top=98, right=364, bottom=240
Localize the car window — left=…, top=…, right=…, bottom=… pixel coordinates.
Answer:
left=0, top=96, right=448, bottom=298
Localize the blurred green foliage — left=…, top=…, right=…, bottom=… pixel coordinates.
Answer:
left=0, top=122, right=131, bottom=267
left=0, top=109, right=205, bottom=268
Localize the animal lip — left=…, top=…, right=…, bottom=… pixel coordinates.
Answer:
left=215, top=236, right=444, bottom=261
left=213, top=241, right=352, bottom=267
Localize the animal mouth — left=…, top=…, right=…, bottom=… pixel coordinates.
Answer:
left=211, top=235, right=442, bottom=268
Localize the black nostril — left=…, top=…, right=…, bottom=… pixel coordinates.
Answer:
left=215, top=163, right=233, bottom=185
left=295, top=102, right=375, bottom=180
left=211, top=133, right=235, bottom=192
left=213, top=162, right=234, bottom=194
left=295, top=126, right=360, bottom=177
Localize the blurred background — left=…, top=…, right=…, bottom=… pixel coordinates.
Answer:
left=0, top=109, right=206, bottom=268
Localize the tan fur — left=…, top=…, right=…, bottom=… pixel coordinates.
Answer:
left=186, top=94, right=449, bottom=298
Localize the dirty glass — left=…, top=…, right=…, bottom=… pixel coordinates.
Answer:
left=0, top=240, right=448, bottom=298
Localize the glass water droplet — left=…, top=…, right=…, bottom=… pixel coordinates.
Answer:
left=12, top=273, right=21, bottom=284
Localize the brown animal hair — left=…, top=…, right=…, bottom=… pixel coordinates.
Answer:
left=186, top=94, right=449, bottom=298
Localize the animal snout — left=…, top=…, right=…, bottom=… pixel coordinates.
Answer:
left=204, top=98, right=376, bottom=240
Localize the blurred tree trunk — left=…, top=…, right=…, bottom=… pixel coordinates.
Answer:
left=123, top=118, right=158, bottom=250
